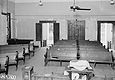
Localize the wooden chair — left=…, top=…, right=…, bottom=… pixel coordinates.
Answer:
left=29, top=43, right=35, bottom=56
left=0, top=56, right=9, bottom=75
left=0, top=53, right=18, bottom=70
left=7, top=53, right=19, bottom=70
left=32, top=41, right=39, bottom=48
left=16, top=48, right=25, bottom=64
left=23, top=47, right=31, bottom=59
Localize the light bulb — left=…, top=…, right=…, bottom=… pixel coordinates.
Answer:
left=110, top=0, right=115, bottom=5
left=39, top=0, right=43, bottom=6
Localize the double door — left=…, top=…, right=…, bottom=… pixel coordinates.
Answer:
left=36, top=22, right=59, bottom=46
left=68, top=20, right=85, bottom=40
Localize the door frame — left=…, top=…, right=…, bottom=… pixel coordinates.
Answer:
left=97, top=21, right=115, bottom=42
left=36, top=20, right=59, bottom=46
left=68, top=20, right=85, bottom=40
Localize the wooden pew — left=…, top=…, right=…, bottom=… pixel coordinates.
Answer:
left=49, top=48, right=77, bottom=58
left=77, top=40, right=115, bottom=69
left=44, top=40, right=78, bottom=66
left=44, top=48, right=77, bottom=66
left=0, top=44, right=29, bottom=64
left=79, top=51, right=114, bottom=68
left=55, top=40, right=76, bottom=45
left=0, top=53, right=19, bottom=70
left=50, top=47, right=77, bottom=51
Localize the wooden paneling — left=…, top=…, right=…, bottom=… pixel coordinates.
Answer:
left=36, top=23, right=42, bottom=41
left=97, top=21, right=101, bottom=42
left=54, top=23, right=60, bottom=43
left=68, top=20, right=85, bottom=40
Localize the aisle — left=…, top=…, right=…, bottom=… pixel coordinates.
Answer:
left=8, top=47, right=65, bottom=80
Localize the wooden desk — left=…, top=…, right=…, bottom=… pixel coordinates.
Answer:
left=33, top=73, right=69, bottom=80
left=65, top=67, right=94, bottom=80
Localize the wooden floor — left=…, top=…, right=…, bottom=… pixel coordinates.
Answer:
left=4, top=47, right=115, bottom=80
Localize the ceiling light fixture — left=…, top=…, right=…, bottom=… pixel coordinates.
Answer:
left=70, top=0, right=91, bottom=12
left=39, top=0, right=43, bottom=6
left=110, top=0, right=115, bottom=5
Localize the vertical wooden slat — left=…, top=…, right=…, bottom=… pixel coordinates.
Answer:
left=36, top=23, right=42, bottom=47
left=54, top=23, right=60, bottom=43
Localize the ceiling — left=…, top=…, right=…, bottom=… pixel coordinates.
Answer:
left=14, top=0, right=110, bottom=3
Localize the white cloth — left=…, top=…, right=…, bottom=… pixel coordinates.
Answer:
left=69, top=60, right=92, bottom=71
left=64, top=60, right=92, bottom=80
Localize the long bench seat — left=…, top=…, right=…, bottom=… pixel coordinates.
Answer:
left=49, top=49, right=77, bottom=58
left=51, top=47, right=77, bottom=50
left=79, top=50, right=109, bottom=54
left=0, top=53, right=18, bottom=70
left=0, top=44, right=28, bottom=50
left=79, top=51, right=114, bottom=68
left=79, top=45, right=104, bottom=48
left=79, top=48, right=107, bottom=50
left=44, top=48, right=77, bottom=66
left=53, top=45, right=77, bottom=48
left=55, top=40, right=76, bottom=44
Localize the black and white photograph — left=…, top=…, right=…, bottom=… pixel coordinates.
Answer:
left=0, top=0, right=115, bottom=80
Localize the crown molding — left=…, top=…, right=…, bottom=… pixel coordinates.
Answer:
left=15, top=0, right=109, bottom=3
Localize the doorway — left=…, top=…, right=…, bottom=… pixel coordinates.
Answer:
left=68, top=20, right=85, bottom=40
left=101, top=23, right=112, bottom=49
left=97, top=21, right=115, bottom=49
left=36, top=21, right=59, bottom=46
left=42, top=23, right=54, bottom=46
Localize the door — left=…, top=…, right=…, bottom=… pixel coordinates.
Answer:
left=97, top=21, right=113, bottom=49
left=68, top=20, right=76, bottom=40
left=36, top=23, right=42, bottom=46
left=68, top=20, right=85, bottom=40
left=54, top=23, right=59, bottom=43
left=77, top=21, right=85, bottom=40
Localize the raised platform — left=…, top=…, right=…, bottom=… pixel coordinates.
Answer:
left=7, top=39, right=33, bottom=44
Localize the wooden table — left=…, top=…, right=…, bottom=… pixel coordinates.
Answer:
left=33, top=73, right=69, bottom=80
left=65, top=67, right=94, bottom=80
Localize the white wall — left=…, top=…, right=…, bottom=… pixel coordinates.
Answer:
left=15, top=17, right=36, bottom=39
left=0, top=0, right=15, bottom=45
left=85, top=17, right=97, bottom=41
left=0, top=14, right=7, bottom=45
left=14, top=1, right=115, bottom=42
left=58, top=19, right=68, bottom=40
left=0, top=0, right=8, bottom=45
left=15, top=15, right=115, bottom=41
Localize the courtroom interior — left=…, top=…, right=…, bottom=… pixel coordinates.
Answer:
left=0, top=0, right=115, bottom=80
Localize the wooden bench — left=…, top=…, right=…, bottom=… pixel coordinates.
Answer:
left=49, top=50, right=77, bottom=58
left=50, top=47, right=77, bottom=51
left=53, top=45, right=77, bottom=48
left=44, top=48, right=77, bottom=66
left=79, top=51, right=114, bottom=68
left=0, top=53, right=18, bottom=70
